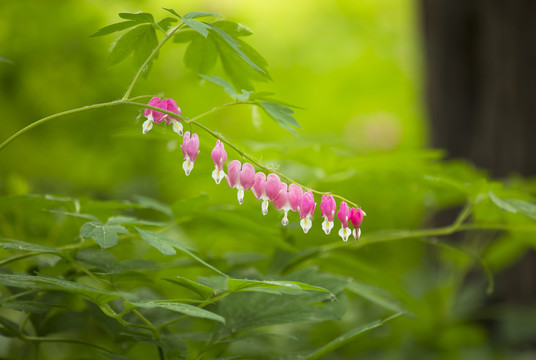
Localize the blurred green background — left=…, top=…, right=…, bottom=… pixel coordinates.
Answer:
left=1, top=0, right=535, bottom=359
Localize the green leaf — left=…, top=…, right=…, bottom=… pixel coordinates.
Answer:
left=183, top=18, right=211, bottom=38
left=210, top=24, right=264, bottom=73
left=301, top=313, right=403, bottom=360
left=211, top=20, right=253, bottom=37
left=0, top=274, right=123, bottom=304
left=128, top=300, right=225, bottom=323
left=173, top=29, right=199, bottom=43
left=227, top=278, right=330, bottom=295
left=89, top=21, right=138, bottom=37
left=133, top=195, right=173, bottom=218
left=0, top=300, right=58, bottom=313
left=48, top=209, right=99, bottom=221
left=107, top=24, right=157, bottom=67
left=346, top=281, right=408, bottom=314
left=106, top=215, right=164, bottom=227
left=259, top=101, right=301, bottom=134
left=165, top=276, right=215, bottom=299
left=0, top=238, right=62, bottom=253
left=183, top=11, right=222, bottom=20
left=199, top=74, right=251, bottom=100
left=185, top=36, right=218, bottom=74
left=156, top=17, right=178, bottom=31
left=136, top=228, right=176, bottom=255
left=163, top=8, right=181, bottom=18
left=489, top=191, right=536, bottom=220
left=118, top=12, right=155, bottom=24
left=80, top=221, right=128, bottom=249
left=136, top=229, right=226, bottom=276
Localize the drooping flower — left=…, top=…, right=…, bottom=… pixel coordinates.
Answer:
left=273, top=183, right=303, bottom=226
left=161, top=98, right=183, bottom=136
left=320, top=195, right=337, bottom=235
left=142, top=97, right=183, bottom=135
left=298, top=191, right=316, bottom=233
left=264, top=173, right=283, bottom=203
left=226, top=160, right=255, bottom=204
left=211, top=140, right=227, bottom=184
left=337, top=201, right=351, bottom=241
left=349, top=207, right=365, bottom=241
left=181, top=131, right=199, bottom=176
left=252, top=172, right=270, bottom=215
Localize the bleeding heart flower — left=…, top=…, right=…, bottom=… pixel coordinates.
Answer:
left=181, top=131, right=199, bottom=176
left=142, top=97, right=182, bottom=135
left=211, top=140, right=227, bottom=184
left=349, top=207, right=365, bottom=241
left=337, top=201, right=351, bottom=241
left=273, top=183, right=303, bottom=226
left=320, top=195, right=337, bottom=235
left=226, top=160, right=255, bottom=204
left=298, top=191, right=316, bottom=233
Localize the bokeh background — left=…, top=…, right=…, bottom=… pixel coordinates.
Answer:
left=1, top=0, right=535, bottom=359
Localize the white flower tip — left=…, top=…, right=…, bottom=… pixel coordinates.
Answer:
left=173, top=121, right=183, bottom=136
left=212, top=169, right=225, bottom=184
left=142, top=119, right=153, bottom=134
left=237, top=189, right=244, bottom=205
left=281, top=212, right=289, bottom=226
left=300, top=218, right=312, bottom=234
left=338, top=227, right=351, bottom=242
left=322, top=219, right=334, bottom=235
left=353, top=228, right=362, bottom=241
left=261, top=200, right=269, bottom=215
left=182, top=160, right=194, bottom=176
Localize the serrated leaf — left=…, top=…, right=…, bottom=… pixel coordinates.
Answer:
left=0, top=238, right=62, bottom=253
left=80, top=221, right=128, bottom=249
left=259, top=101, right=301, bottom=134
left=183, top=18, right=211, bottom=38
left=210, top=25, right=264, bottom=73
left=166, top=277, right=214, bottom=299
left=107, top=24, right=157, bottom=68
left=346, top=281, right=408, bottom=314
left=183, top=11, right=222, bottom=20
left=227, top=278, right=330, bottom=295
left=90, top=21, right=138, bottom=37
left=136, top=229, right=226, bottom=276
left=489, top=191, right=536, bottom=220
left=211, top=20, right=252, bottom=37
left=128, top=300, right=225, bottom=323
left=157, top=17, right=178, bottom=31
left=185, top=36, right=217, bottom=74
left=118, top=12, right=155, bottom=24
left=301, top=313, right=403, bottom=360
left=163, top=8, right=181, bottom=18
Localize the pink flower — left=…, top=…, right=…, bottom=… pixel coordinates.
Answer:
left=320, top=195, right=337, bottom=235
left=298, top=191, right=316, bottom=233
left=337, top=201, right=351, bottom=241
left=181, top=131, right=199, bottom=176
left=252, top=172, right=270, bottom=215
left=273, top=183, right=303, bottom=226
left=265, top=174, right=283, bottom=203
left=349, top=207, right=365, bottom=241
left=211, top=140, right=227, bottom=184
left=226, top=160, right=255, bottom=204
left=142, top=97, right=183, bottom=135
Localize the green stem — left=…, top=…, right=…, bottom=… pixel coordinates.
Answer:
left=122, top=23, right=184, bottom=100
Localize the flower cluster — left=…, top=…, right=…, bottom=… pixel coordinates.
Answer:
left=142, top=97, right=365, bottom=241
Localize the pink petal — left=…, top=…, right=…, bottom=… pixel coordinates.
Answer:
left=240, top=163, right=256, bottom=190
left=187, top=133, right=200, bottom=161
left=226, top=160, right=241, bottom=188
left=337, top=201, right=350, bottom=228
left=211, top=140, right=227, bottom=170
left=251, top=172, right=266, bottom=199
left=144, top=97, right=161, bottom=117
left=265, top=173, right=283, bottom=202
left=349, top=207, right=364, bottom=228
left=320, top=195, right=337, bottom=222
left=181, top=132, right=191, bottom=160
left=298, top=191, right=315, bottom=219
left=273, top=183, right=289, bottom=210
left=288, top=184, right=303, bottom=211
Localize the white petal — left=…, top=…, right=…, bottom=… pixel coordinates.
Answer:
left=281, top=211, right=289, bottom=226
left=261, top=199, right=269, bottom=215
left=353, top=228, right=362, bottom=241
left=142, top=119, right=153, bottom=134
left=212, top=168, right=225, bottom=184
left=182, top=159, right=194, bottom=176
left=237, top=189, right=245, bottom=205
left=172, top=121, right=183, bottom=136
left=322, top=218, right=334, bottom=235
left=300, top=217, right=313, bottom=233
left=338, top=227, right=351, bottom=242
